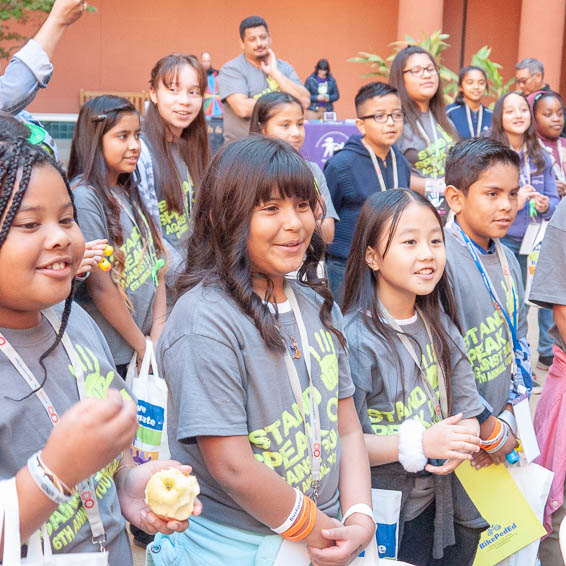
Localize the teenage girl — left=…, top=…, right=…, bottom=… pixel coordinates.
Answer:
left=137, top=53, right=210, bottom=300
left=68, top=95, right=167, bottom=375
left=249, top=91, right=339, bottom=244
left=491, top=91, right=559, bottom=372
left=447, top=66, right=493, bottom=139
left=388, top=46, right=457, bottom=201
left=0, top=137, right=195, bottom=561
left=528, top=90, right=566, bottom=197
left=150, top=136, right=375, bottom=566
left=342, top=189, right=485, bottom=565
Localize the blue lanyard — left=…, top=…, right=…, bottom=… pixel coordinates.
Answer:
left=455, top=225, right=519, bottom=350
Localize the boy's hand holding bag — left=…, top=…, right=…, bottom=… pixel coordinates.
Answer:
left=126, top=339, right=170, bottom=464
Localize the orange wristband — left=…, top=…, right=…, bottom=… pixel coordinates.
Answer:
left=282, top=498, right=309, bottom=539
left=286, top=497, right=317, bottom=542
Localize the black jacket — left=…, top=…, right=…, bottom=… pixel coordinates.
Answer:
left=304, top=73, right=339, bottom=112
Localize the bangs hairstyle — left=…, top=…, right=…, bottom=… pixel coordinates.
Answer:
left=249, top=91, right=304, bottom=135
left=176, top=135, right=344, bottom=351
left=389, top=46, right=457, bottom=141
left=454, top=65, right=488, bottom=106
left=343, top=189, right=460, bottom=415
left=145, top=53, right=210, bottom=214
left=491, top=91, right=547, bottom=175
left=0, top=137, right=76, bottom=400
left=445, top=137, right=520, bottom=194
left=68, top=95, right=165, bottom=308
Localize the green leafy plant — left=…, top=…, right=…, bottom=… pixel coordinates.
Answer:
left=0, top=1, right=95, bottom=60
left=349, top=31, right=512, bottom=103
left=349, top=30, right=459, bottom=98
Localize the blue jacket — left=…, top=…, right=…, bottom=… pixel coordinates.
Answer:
left=507, top=151, right=559, bottom=240
left=304, top=73, right=339, bottom=112
left=324, top=134, right=411, bottom=260
left=447, top=102, right=492, bottom=139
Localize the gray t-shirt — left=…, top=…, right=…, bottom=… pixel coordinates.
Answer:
left=73, top=184, right=157, bottom=364
left=218, top=53, right=303, bottom=142
left=345, top=309, right=483, bottom=521
left=396, top=112, right=455, bottom=179
left=530, top=197, right=566, bottom=352
left=445, top=226, right=527, bottom=416
left=157, top=280, right=354, bottom=533
left=307, top=161, right=339, bottom=221
left=0, top=302, right=132, bottom=564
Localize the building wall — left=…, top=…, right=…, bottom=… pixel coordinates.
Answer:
left=13, top=0, right=564, bottom=118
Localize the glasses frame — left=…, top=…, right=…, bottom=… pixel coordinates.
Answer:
left=402, top=65, right=438, bottom=78
left=515, top=72, right=536, bottom=87
left=358, top=111, right=405, bottom=124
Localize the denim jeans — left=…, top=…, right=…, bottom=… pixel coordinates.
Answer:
left=501, top=236, right=554, bottom=358
left=397, top=502, right=481, bottom=565
left=326, top=255, right=347, bottom=306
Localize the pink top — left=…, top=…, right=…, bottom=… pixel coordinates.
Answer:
left=534, top=344, right=566, bottom=534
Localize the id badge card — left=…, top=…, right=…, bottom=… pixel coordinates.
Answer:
left=425, top=178, right=447, bottom=216
left=513, top=388, right=540, bottom=463
left=519, top=223, right=540, bottom=255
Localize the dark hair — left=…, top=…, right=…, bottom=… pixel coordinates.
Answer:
left=314, top=59, right=330, bottom=74
left=176, top=136, right=345, bottom=351
left=491, top=91, right=547, bottom=175
left=355, top=82, right=399, bottom=116
left=144, top=53, right=209, bottom=214
left=68, top=95, right=165, bottom=306
left=532, top=90, right=564, bottom=115
left=342, top=189, right=459, bottom=415
left=239, top=16, right=268, bottom=39
left=389, top=46, right=457, bottom=141
left=0, top=112, right=31, bottom=139
left=249, top=91, right=304, bottom=135
left=0, top=138, right=76, bottom=400
left=454, top=65, right=488, bottom=106
left=445, top=137, right=520, bottom=194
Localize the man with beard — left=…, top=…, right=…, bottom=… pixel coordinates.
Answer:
left=218, top=16, right=309, bottom=142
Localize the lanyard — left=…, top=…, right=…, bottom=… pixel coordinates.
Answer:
left=465, top=104, right=483, bottom=138
left=416, top=112, right=440, bottom=178
left=455, top=224, right=519, bottom=353
left=362, top=140, right=398, bottom=192
left=182, top=163, right=194, bottom=218
left=115, top=195, right=163, bottom=287
left=519, top=144, right=531, bottom=187
left=0, top=308, right=107, bottom=550
left=282, top=282, right=322, bottom=504
left=540, top=138, right=565, bottom=182
left=378, top=303, right=447, bottom=422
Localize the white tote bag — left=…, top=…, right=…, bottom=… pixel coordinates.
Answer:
left=0, top=478, right=108, bottom=566
left=126, top=339, right=170, bottom=463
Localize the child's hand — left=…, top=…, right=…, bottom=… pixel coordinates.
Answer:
left=471, top=449, right=493, bottom=469
left=303, top=511, right=341, bottom=550
left=117, top=460, right=201, bottom=535
left=533, top=192, right=550, bottom=214
left=487, top=431, right=518, bottom=464
left=556, top=180, right=566, bottom=198
left=308, top=514, right=375, bottom=566
left=422, top=413, right=481, bottom=462
left=77, top=239, right=108, bottom=275
left=518, top=185, right=537, bottom=209
left=41, top=389, right=138, bottom=489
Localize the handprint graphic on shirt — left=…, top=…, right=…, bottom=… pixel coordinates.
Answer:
left=68, top=344, right=118, bottom=399
left=310, top=329, right=338, bottom=392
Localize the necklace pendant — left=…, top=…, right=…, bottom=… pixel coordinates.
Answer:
left=293, top=348, right=302, bottom=360
left=290, top=339, right=301, bottom=359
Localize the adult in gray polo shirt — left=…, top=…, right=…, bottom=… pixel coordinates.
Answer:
left=218, top=15, right=310, bottom=142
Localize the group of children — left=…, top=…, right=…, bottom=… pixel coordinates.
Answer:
left=0, top=45, right=565, bottom=566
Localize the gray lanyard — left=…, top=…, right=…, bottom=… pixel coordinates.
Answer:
left=378, top=303, right=448, bottom=421
left=362, top=140, right=398, bottom=192
left=465, top=104, right=483, bottom=138
left=0, top=308, right=107, bottom=551
left=282, top=282, right=322, bottom=503
left=519, top=144, right=531, bottom=186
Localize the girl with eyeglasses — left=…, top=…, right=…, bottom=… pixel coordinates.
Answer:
left=447, top=66, right=493, bottom=139
left=389, top=46, right=457, bottom=217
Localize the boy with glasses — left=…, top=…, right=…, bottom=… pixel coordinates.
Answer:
left=324, top=82, right=411, bottom=301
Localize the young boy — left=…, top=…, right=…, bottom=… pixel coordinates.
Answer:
left=444, top=137, right=531, bottom=466
left=324, top=82, right=411, bottom=301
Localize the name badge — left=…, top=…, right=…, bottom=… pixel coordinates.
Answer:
left=425, top=178, right=448, bottom=216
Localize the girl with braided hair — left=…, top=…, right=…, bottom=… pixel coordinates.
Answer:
left=69, top=95, right=167, bottom=376
left=0, top=135, right=198, bottom=561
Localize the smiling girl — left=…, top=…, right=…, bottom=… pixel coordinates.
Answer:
left=149, top=136, right=375, bottom=566
left=68, top=95, right=166, bottom=374
left=447, top=66, right=492, bottom=139
left=343, top=189, right=484, bottom=565
left=137, top=54, right=209, bottom=304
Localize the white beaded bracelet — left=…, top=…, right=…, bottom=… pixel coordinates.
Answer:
left=398, top=419, right=428, bottom=473
left=272, top=488, right=304, bottom=534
